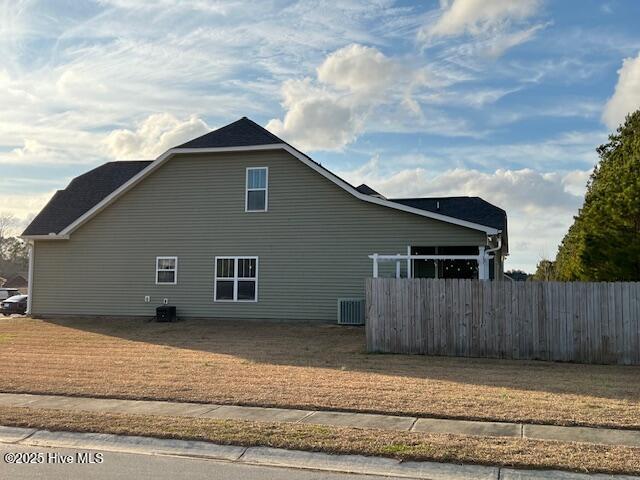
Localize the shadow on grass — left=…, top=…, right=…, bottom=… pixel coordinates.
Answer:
left=35, top=316, right=640, bottom=402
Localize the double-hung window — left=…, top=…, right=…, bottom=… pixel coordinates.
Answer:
left=246, top=167, right=268, bottom=212
left=156, top=256, right=177, bottom=284
left=214, top=257, right=258, bottom=302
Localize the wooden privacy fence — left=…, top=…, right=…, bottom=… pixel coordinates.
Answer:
left=365, top=278, right=640, bottom=365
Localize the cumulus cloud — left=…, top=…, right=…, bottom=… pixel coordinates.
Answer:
left=340, top=162, right=583, bottom=212
left=104, top=113, right=210, bottom=159
left=602, top=52, right=640, bottom=130
left=316, top=44, right=399, bottom=93
left=267, top=44, right=399, bottom=151
left=336, top=160, right=589, bottom=272
left=266, top=79, right=365, bottom=152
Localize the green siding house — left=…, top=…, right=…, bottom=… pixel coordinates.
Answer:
left=22, top=118, right=507, bottom=322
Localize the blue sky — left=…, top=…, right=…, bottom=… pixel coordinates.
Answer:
left=2, top=0, right=640, bottom=272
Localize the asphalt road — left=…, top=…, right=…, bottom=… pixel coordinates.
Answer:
left=0, top=444, right=401, bottom=480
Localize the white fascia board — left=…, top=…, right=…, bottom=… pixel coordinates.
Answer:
left=21, top=234, right=70, bottom=241
left=59, top=143, right=499, bottom=237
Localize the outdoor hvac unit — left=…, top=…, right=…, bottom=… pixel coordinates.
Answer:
left=156, top=305, right=177, bottom=322
left=337, top=298, right=365, bottom=325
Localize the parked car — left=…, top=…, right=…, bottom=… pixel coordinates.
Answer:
left=0, top=288, right=19, bottom=301
left=1, top=295, right=27, bottom=316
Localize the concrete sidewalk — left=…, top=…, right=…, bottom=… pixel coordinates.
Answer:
left=1, top=392, right=640, bottom=448
left=1, top=426, right=637, bottom=480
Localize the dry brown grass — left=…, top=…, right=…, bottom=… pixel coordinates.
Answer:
left=1, top=406, right=639, bottom=475
left=0, top=317, right=638, bottom=429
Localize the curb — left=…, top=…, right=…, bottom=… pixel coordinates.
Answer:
left=1, top=426, right=638, bottom=480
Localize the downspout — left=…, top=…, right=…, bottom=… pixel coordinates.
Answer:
left=483, top=235, right=502, bottom=279
left=485, top=235, right=502, bottom=256
left=26, top=241, right=34, bottom=316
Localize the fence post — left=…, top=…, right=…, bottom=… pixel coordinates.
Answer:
left=478, top=247, right=486, bottom=279
left=396, top=254, right=401, bottom=279
left=372, top=254, right=379, bottom=278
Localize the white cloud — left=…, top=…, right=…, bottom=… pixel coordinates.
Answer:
left=602, top=52, right=640, bottom=130
left=336, top=160, right=589, bottom=272
left=104, top=113, right=210, bottom=159
left=418, top=0, right=544, bottom=58
left=268, top=44, right=401, bottom=151
left=267, top=42, right=498, bottom=150
left=481, top=24, right=545, bottom=58
left=561, top=169, right=591, bottom=197
left=0, top=191, right=55, bottom=230
left=317, top=44, right=398, bottom=93
left=0, top=136, right=105, bottom=166
left=423, top=0, right=542, bottom=38
left=266, top=78, right=365, bottom=152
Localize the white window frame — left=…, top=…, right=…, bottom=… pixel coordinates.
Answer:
left=214, top=256, right=259, bottom=302
left=245, top=167, right=268, bottom=212
left=156, top=256, right=178, bottom=285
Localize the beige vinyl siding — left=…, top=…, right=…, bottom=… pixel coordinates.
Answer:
left=32, top=150, right=490, bottom=321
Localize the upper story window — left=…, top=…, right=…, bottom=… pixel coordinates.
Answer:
left=156, top=256, right=177, bottom=284
left=246, top=167, right=268, bottom=212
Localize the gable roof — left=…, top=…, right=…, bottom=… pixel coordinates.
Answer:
left=177, top=117, right=282, bottom=148
left=23, top=117, right=503, bottom=238
left=23, top=161, right=151, bottom=236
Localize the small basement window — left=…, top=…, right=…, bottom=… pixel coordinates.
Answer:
left=156, top=256, right=177, bottom=284
left=246, top=167, right=268, bottom=212
left=214, top=256, right=258, bottom=302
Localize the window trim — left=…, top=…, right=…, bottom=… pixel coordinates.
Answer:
left=214, top=256, right=259, bottom=303
left=245, top=167, right=268, bottom=212
left=156, top=256, right=178, bottom=285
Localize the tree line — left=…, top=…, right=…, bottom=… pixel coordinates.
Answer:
left=0, top=214, right=29, bottom=280
left=533, top=110, right=640, bottom=281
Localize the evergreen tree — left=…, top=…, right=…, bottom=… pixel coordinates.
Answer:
left=555, top=110, right=640, bottom=280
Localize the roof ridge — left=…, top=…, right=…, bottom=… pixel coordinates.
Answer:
left=106, top=160, right=153, bottom=164
left=176, top=117, right=283, bottom=149
left=241, top=116, right=284, bottom=143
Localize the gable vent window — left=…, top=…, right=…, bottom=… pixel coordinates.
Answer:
left=156, top=256, right=177, bottom=285
left=214, top=256, right=258, bottom=302
left=246, top=167, right=268, bottom=212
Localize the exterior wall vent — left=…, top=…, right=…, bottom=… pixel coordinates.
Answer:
left=337, top=298, right=365, bottom=325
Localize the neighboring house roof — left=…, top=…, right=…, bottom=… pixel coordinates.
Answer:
left=356, top=183, right=385, bottom=198
left=2, top=274, right=28, bottom=288
left=23, top=118, right=504, bottom=237
left=23, top=161, right=151, bottom=236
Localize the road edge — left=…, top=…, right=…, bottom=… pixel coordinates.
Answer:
left=0, top=425, right=637, bottom=480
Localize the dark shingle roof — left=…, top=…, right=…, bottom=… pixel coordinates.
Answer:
left=176, top=117, right=283, bottom=148
left=390, top=197, right=507, bottom=232
left=23, top=161, right=151, bottom=236
left=356, top=184, right=382, bottom=196
left=22, top=117, right=507, bottom=239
